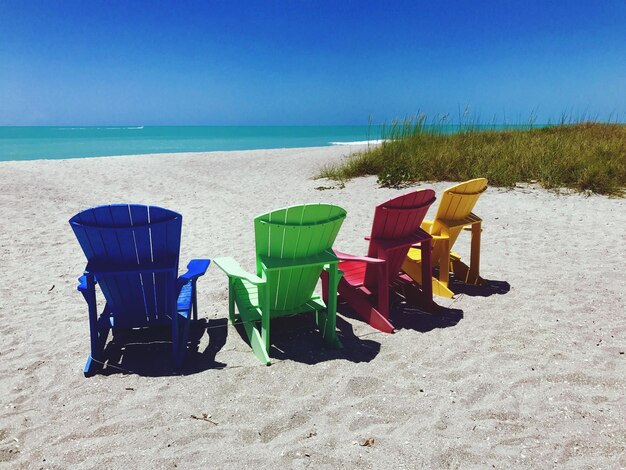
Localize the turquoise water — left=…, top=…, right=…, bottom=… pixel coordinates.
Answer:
left=0, top=126, right=384, bottom=162
left=0, top=125, right=539, bottom=162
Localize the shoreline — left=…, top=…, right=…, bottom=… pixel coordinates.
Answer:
left=0, top=143, right=374, bottom=165
left=0, top=125, right=385, bottom=162
left=1, top=145, right=624, bottom=467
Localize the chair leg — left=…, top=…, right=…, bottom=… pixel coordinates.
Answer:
left=170, top=273, right=189, bottom=371
left=321, top=269, right=330, bottom=303
left=175, top=279, right=199, bottom=369
left=174, top=309, right=192, bottom=371
left=192, top=279, right=198, bottom=321
left=84, top=306, right=111, bottom=376
left=235, top=281, right=271, bottom=366
left=438, top=232, right=451, bottom=290
left=419, top=238, right=433, bottom=302
left=431, top=277, right=456, bottom=299
left=232, top=279, right=271, bottom=365
left=377, top=266, right=389, bottom=321
left=402, top=254, right=455, bottom=299
left=317, top=265, right=342, bottom=348
left=82, top=277, right=111, bottom=377
left=450, top=253, right=469, bottom=280
left=450, top=255, right=486, bottom=288
left=243, top=320, right=271, bottom=366
left=338, top=280, right=395, bottom=333
left=228, top=278, right=238, bottom=325
left=468, top=221, right=482, bottom=284
left=260, top=282, right=271, bottom=356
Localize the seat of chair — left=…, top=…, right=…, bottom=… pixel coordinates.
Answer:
left=231, top=278, right=327, bottom=321
left=338, top=260, right=367, bottom=288
left=405, top=248, right=423, bottom=262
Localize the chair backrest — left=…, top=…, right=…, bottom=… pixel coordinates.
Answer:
left=69, top=204, right=182, bottom=328
left=254, top=204, right=346, bottom=312
left=365, top=189, right=436, bottom=288
left=432, top=178, right=487, bottom=246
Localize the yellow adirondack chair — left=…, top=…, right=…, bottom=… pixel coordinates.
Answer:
left=402, top=178, right=488, bottom=298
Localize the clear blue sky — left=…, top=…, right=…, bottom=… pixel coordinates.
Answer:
left=1, top=0, right=625, bottom=125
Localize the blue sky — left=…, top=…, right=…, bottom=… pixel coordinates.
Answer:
left=1, top=0, right=625, bottom=125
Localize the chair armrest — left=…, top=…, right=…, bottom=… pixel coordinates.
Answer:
left=77, top=275, right=88, bottom=292
left=413, top=233, right=448, bottom=247
left=334, top=250, right=385, bottom=265
left=323, top=265, right=344, bottom=275
left=179, top=259, right=211, bottom=282
left=421, top=220, right=433, bottom=232
left=431, top=234, right=449, bottom=240
left=213, top=257, right=265, bottom=285
left=463, top=214, right=482, bottom=231
left=438, top=213, right=482, bottom=229
left=77, top=273, right=97, bottom=292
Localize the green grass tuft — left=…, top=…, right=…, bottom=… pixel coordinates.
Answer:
left=319, top=120, right=626, bottom=196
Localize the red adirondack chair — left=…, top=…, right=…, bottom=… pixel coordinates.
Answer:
left=322, top=190, right=436, bottom=333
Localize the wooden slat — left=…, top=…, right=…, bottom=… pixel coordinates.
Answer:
left=254, top=221, right=270, bottom=259
left=128, top=205, right=152, bottom=322
left=278, top=268, right=294, bottom=310
left=165, top=212, right=182, bottom=263
left=129, top=205, right=150, bottom=264
left=80, top=209, right=108, bottom=262
left=270, top=269, right=283, bottom=310
left=149, top=206, right=171, bottom=260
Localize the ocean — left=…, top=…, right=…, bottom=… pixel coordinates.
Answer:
left=0, top=124, right=539, bottom=162
left=0, top=126, right=385, bottom=162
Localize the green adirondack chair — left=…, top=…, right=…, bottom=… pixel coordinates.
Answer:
left=214, top=204, right=346, bottom=365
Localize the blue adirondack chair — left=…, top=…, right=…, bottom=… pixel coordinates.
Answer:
left=69, top=204, right=210, bottom=376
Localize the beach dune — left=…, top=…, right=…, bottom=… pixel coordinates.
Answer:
left=0, top=145, right=624, bottom=468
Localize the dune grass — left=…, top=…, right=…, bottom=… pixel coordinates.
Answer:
left=319, top=119, right=626, bottom=196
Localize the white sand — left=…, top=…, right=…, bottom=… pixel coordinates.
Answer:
left=0, top=145, right=624, bottom=468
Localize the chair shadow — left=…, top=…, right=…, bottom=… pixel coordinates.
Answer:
left=336, top=299, right=464, bottom=334
left=428, top=265, right=511, bottom=297
left=449, top=277, right=511, bottom=297
left=99, top=318, right=228, bottom=377
left=233, top=314, right=381, bottom=365
left=389, top=301, right=464, bottom=332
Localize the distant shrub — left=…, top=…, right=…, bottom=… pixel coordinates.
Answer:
left=319, top=119, right=626, bottom=196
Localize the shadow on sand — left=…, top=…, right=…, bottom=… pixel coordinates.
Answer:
left=449, top=277, right=511, bottom=297
left=336, top=299, right=464, bottom=334
left=388, top=302, right=464, bottom=332
left=233, top=314, right=381, bottom=365
left=99, top=318, right=228, bottom=377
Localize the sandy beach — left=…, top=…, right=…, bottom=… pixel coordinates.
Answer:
left=0, top=145, right=624, bottom=469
